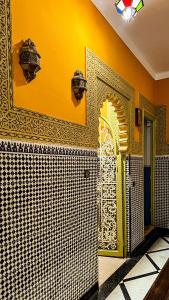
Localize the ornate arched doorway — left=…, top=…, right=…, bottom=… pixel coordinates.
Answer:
left=97, top=96, right=128, bottom=257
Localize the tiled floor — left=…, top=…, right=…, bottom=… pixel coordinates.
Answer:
left=106, top=237, right=169, bottom=300
left=98, top=256, right=128, bottom=286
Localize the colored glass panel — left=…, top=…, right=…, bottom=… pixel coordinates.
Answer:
left=116, top=6, right=123, bottom=14
left=136, top=1, right=144, bottom=12
left=115, top=0, right=143, bottom=20
left=116, top=0, right=125, bottom=11
left=123, top=7, right=133, bottom=21
left=123, top=0, right=132, bottom=7
left=132, top=0, right=141, bottom=9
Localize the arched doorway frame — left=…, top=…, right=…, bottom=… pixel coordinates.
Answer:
left=99, top=94, right=129, bottom=153
left=98, top=94, right=129, bottom=257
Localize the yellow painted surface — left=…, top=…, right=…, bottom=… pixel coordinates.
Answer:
left=12, top=0, right=155, bottom=125
left=155, top=79, right=169, bottom=142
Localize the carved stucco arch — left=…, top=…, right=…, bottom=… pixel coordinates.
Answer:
left=99, top=94, right=128, bottom=153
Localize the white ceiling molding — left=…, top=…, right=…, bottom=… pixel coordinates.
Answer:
left=156, top=72, right=169, bottom=81
left=91, top=0, right=169, bottom=81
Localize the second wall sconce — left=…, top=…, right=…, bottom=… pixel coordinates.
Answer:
left=19, top=39, right=41, bottom=82
left=71, top=70, right=87, bottom=102
left=135, top=107, right=142, bottom=127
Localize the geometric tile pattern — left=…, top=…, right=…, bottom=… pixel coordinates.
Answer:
left=125, top=156, right=130, bottom=254
left=155, top=156, right=169, bottom=229
left=126, top=156, right=144, bottom=254
left=0, top=140, right=97, bottom=157
left=106, top=237, right=169, bottom=300
left=0, top=141, right=98, bottom=300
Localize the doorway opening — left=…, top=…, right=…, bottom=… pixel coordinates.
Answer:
left=98, top=103, right=123, bottom=257
left=144, top=115, right=154, bottom=236
left=97, top=99, right=128, bottom=285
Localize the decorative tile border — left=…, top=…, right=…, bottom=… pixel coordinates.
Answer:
left=0, top=140, right=97, bottom=157
left=140, top=95, right=157, bottom=116
left=138, top=96, right=169, bottom=156
left=130, top=95, right=157, bottom=155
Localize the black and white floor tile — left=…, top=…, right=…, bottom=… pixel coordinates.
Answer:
left=105, top=237, right=169, bottom=300
left=98, top=257, right=128, bottom=286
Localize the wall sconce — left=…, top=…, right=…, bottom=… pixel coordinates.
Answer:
left=135, top=108, right=142, bottom=127
left=71, top=70, right=87, bottom=102
left=19, top=39, right=41, bottom=82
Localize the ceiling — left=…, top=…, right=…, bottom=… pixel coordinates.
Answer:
left=91, top=0, right=169, bottom=80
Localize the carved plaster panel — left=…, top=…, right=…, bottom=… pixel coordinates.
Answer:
left=130, top=95, right=158, bottom=155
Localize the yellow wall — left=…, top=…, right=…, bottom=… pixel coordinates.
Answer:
left=12, top=0, right=155, bottom=126
left=155, top=79, right=169, bottom=142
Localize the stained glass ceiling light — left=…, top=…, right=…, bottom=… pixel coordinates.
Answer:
left=115, top=0, right=144, bottom=22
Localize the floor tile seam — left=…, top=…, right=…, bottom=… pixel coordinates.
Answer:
left=98, top=256, right=150, bottom=300
left=120, top=282, right=131, bottom=300
left=120, top=264, right=165, bottom=299
left=131, top=235, right=159, bottom=257
left=122, top=270, right=159, bottom=283
left=162, top=236, right=169, bottom=244
left=97, top=259, right=137, bottom=300
left=120, top=272, right=160, bottom=300
left=145, top=253, right=160, bottom=271
left=147, top=247, right=169, bottom=254
left=99, top=258, right=137, bottom=288
left=97, top=233, right=161, bottom=300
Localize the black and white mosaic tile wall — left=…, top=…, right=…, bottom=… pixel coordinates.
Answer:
left=125, top=157, right=130, bottom=254
left=0, top=141, right=98, bottom=300
left=126, top=156, right=144, bottom=254
left=155, top=156, right=169, bottom=229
